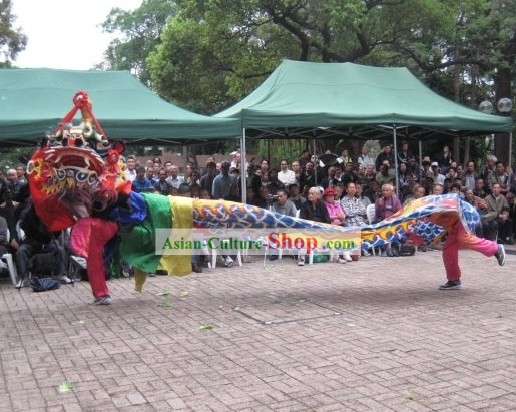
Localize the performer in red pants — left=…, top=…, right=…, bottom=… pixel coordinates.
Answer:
left=70, top=217, right=119, bottom=304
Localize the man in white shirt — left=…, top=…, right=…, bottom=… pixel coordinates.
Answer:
left=357, top=145, right=375, bottom=168
left=125, top=155, right=137, bottom=182
left=277, top=159, right=296, bottom=186
left=165, top=165, right=184, bottom=189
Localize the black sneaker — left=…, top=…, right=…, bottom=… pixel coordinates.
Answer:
left=439, top=280, right=462, bottom=290
left=495, top=244, right=506, bottom=267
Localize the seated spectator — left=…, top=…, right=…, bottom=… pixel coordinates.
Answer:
left=485, top=183, right=513, bottom=244
left=199, top=189, right=211, bottom=199
left=475, top=195, right=498, bottom=241
left=464, top=188, right=495, bottom=239
left=288, top=183, right=306, bottom=210
left=375, top=163, right=395, bottom=186
left=403, top=184, right=426, bottom=206
left=355, top=182, right=371, bottom=208
left=375, top=183, right=402, bottom=223
left=272, top=189, right=297, bottom=217
left=473, top=177, right=489, bottom=198
left=298, top=187, right=331, bottom=266
left=15, top=201, right=70, bottom=288
left=322, top=187, right=346, bottom=226
left=341, top=182, right=367, bottom=228
left=432, top=182, right=444, bottom=195
left=267, top=169, right=285, bottom=195
left=374, top=183, right=403, bottom=257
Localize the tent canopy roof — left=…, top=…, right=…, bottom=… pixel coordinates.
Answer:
left=215, top=60, right=512, bottom=139
left=0, top=68, right=240, bottom=145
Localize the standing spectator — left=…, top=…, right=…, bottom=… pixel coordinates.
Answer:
left=15, top=164, right=27, bottom=184
left=146, top=166, right=158, bottom=184
left=212, top=161, right=235, bottom=200
left=125, top=155, right=137, bottom=182
left=277, top=159, right=296, bottom=186
left=300, top=162, right=317, bottom=195
left=397, top=142, right=414, bottom=165
left=166, top=164, right=183, bottom=189
left=132, top=166, right=155, bottom=193
left=462, top=161, right=477, bottom=190
left=493, top=161, right=510, bottom=196
left=435, top=145, right=453, bottom=174
left=291, top=160, right=303, bottom=186
left=480, top=155, right=497, bottom=189
left=154, top=169, right=173, bottom=195
left=338, top=148, right=353, bottom=165
left=375, top=143, right=395, bottom=172
left=200, top=161, right=217, bottom=193
left=298, top=150, right=311, bottom=171
left=357, top=145, right=375, bottom=168
left=321, top=166, right=339, bottom=188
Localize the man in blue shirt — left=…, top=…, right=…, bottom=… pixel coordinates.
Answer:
left=131, top=166, right=155, bottom=193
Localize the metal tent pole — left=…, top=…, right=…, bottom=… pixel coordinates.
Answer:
left=240, top=128, right=247, bottom=202
left=393, top=126, right=399, bottom=197
left=419, top=139, right=423, bottom=184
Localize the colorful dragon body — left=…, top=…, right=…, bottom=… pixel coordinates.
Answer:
left=26, top=92, right=487, bottom=298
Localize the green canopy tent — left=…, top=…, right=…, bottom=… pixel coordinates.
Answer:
left=214, top=60, right=513, bottom=196
left=0, top=68, right=240, bottom=146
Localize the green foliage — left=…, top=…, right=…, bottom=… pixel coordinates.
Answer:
left=100, top=0, right=178, bottom=84
left=0, top=0, right=27, bottom=65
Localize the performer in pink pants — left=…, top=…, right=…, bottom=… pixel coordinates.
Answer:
left=440, top=220, right=505, bottom=290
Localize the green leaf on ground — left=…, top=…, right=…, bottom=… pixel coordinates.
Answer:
left=57, top=381, right=73, bottom=393
left=156, top=290, right=171, bottom=296
left=404, top=393, right=414, bottom=401
left=158, top=301, right=172, bottom=308
left=199, top=324, right=214, bottom=331
left=180, top=291, right=189, bottom=298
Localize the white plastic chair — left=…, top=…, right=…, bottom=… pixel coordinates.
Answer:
left=1, top=228, right=18, bottom=286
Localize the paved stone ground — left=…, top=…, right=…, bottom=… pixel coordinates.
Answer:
left=1, top=246, right=515, bottom=412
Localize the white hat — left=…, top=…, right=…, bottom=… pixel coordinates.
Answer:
left=431, top=161, right=439, bottom=167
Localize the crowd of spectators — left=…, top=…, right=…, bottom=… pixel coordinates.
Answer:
left=2, top=142, right=515, bottom=284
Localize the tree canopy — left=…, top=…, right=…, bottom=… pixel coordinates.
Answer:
left=0, top=0, right=27, bottom=68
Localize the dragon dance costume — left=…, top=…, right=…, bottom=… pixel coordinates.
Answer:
left=27, top=92, right=504, bottom=302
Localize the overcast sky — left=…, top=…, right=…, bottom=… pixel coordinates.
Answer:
left=11, top=0, right=143, bottom=70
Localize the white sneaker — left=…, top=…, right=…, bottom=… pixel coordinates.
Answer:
left=298, top=257, right=305, bottom=266
left=343, top=253, right=353, bottom=262
left=59, top=275, right=72, bottom=284
left=338, top=258, right=347, bottom=264
left=224, top=256, right=233, bottom=268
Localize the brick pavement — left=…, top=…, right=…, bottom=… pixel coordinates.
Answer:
left=0, top=246, right=515, bottom=412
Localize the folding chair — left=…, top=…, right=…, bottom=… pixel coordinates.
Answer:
left=1, top=229, right=18, bottom=286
